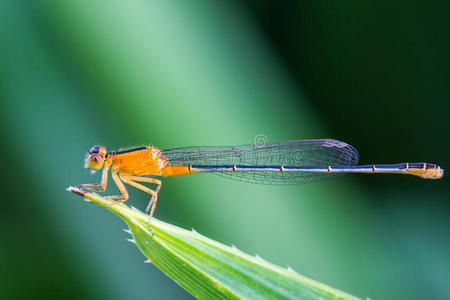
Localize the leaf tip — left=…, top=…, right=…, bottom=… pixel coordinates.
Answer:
left=144, top=259, right=152, bottom=264
left=126, top=238, right=136, bottom=244
left=67, top=186, right=87, bottom=197
left=122, top=228, right=132, bottom=234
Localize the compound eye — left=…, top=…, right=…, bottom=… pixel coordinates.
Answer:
left=85, top=153, right=104, bottom=170
left=90, top=146, right=99, bottom=154
left=89, top=145, right=106, bottom=157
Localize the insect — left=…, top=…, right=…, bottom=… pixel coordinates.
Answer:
left=77, top=139, right=443, bottom=227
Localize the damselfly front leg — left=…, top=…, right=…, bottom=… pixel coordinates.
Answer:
left=76, top=162, right=110, bottom=192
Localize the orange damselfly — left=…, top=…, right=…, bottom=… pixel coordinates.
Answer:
left=77, top=139, right=443, bottom=227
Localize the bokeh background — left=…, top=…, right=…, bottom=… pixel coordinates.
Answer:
left=1, top=1, right=449, bottom=299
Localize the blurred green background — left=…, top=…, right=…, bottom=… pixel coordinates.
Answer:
left=1, top=1, right=449, bottom=299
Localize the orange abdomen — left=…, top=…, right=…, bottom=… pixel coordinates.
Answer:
left=160, top=165, right=191, bottom=177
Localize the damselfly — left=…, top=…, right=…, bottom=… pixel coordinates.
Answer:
left=77, top=139, right=443, bottom=226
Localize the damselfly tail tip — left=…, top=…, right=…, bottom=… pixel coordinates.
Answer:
left=436, top=166, right=444, bottom=179
left=411, top=164, right=444, bottom=179
left=427, top=165, right=443, bottom=179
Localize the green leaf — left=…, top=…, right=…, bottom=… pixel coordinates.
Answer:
left=68, top=186, right=360, bottom=300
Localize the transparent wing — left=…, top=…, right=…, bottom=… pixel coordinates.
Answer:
left=161, top=139, right=359, bottom=184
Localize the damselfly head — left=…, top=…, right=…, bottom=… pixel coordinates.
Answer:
left=85, top=145, right=106, bottom=171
